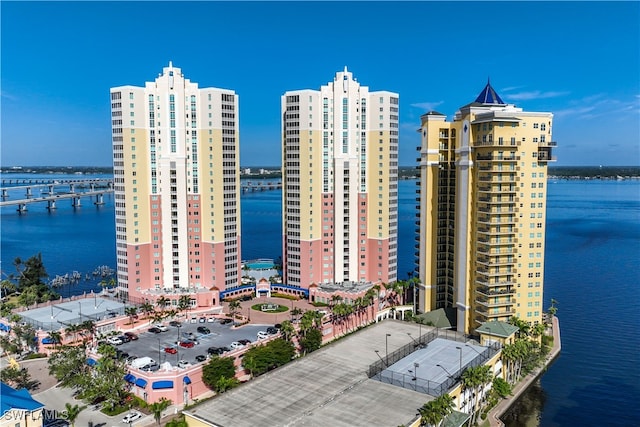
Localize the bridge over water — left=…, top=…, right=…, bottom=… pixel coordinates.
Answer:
left=0, top=178, right=282, bottom=212
left=0, top=179, right=114, bottom=212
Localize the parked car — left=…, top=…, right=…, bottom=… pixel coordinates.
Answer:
left=177, top=360, right=190, bottom=369
left=122, top=411, right=143, bottom=424
left=182, top=332, right=196, bottom=340
left=124, top=332, right=138, bottom=340
left=195, top=355, right=207, bottom=362
left=197, top=326, right=210, bottom=334
left=148, top=327, right=162, bottom=334
left=165, top=347, right=177, bottom=354
left=207, top=346, right=222, bottom=355
left=229, top=341, right=244, bottom=350
left=266, top=327, right=278, bottom=335
left=107, top=336, right=123, bottom=346
left=240, top=295, right=252, bottom=301
left=220, top=318, right=233, bottom=325
left=179, top=340, right=195, bottom=348
left=257, top=331, right=269, bottom=340
left=274, top=323, right=282, bottom=330
left=238, top=339, right=251, bottom=346
left=154, top=324, right=168, bottom=332
left=190, top=317, right=197, bottom=323
left=126, top=355, right=138, bottom=365
left=169, top=321, right=181, bottom=327
left=118, top=335, right=131, bottom=343
left=207, top=317, right=216, bottom=323
left=199, top=317, right=206, bottom=323
left=140, top=363, right=160, bottom=372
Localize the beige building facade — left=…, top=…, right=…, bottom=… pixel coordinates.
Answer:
left=110, top=63, right=241, bottom=306
left=417, top=81, right=556, bottom=333
left=281, top=68, right=399, bottom=292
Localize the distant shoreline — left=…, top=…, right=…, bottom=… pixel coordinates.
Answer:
left=2, top=165, right=639, bottom=180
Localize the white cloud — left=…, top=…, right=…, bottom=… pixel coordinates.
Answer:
left=504, top=90, right=570, bottom=101
left=500, top=85, right=525, bottom=92
left=1, top=90, right=18, bottom=101
left=555, top=95, right=640, bottom=119
left=410, top=101, right=444, bottom=111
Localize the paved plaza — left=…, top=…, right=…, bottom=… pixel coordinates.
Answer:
left=184, top=320, right=478, bottom=427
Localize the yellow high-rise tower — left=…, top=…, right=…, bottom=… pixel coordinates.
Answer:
left=110, top=63, right=241, bottom=307
left=417, top=81, right=556, bottom=334
left=281, top=68, right=399, bottom=293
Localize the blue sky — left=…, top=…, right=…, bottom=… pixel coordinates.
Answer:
left=2, top=1, right=639, bottom=167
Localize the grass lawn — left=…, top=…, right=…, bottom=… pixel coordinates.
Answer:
left=250, top=304, right=289, bottom=313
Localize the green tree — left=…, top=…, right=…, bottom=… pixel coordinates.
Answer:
left=86, top=349, right=128, bottom=411
left=202, top=357, right=236, bottom=391
left=48, top=345, right=90, bottom=388
left=63, top=403, right=85, bottom=427
left=417, top=393, right=454, bottom=427
left=156, top=296, right=170, bottom=309
left=149, top=397, right=172, bottom=426
left=299, top=328, right=322, bottom=355
left=125, top=306, right=138, bottom=325
left=491, top=376, right=512, bottom=399
left=279, top=320, right=295, bottom=342
left=215, top=376, right=238, bottom=393
left=47, top=331, right=63, bottom=350
left=178, top=295, right=191, bottom=316
left=0, top=366, right=37, bottom=390
left=228, top=300, right=241, bottom=325
left=461, top=365, right=493, bottom=426
left=241, top=339, right=295, bottom=377
left=140, top=302, right=154, bottom=320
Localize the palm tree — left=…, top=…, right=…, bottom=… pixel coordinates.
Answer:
left=279, top=320, right=295, bottom=342
left=156, top=296, right=170, bottom=309
left=65, top=324, right=81, bottom=343
left=149, top=397, right=172, bottom=426
left=228, top=300, right=241, bottom=325
left=125, top=306, right=138, bottom=325
left=510, top=316, right=531, bottom=338
left=64, top=403, right=85, bottom=427
left=330, top=294, right=343, bottom=309
left=140, top=302, right=154, bottom=322
left=417, top=393, right=454, bottom=427
left=461, top=365, right=493, bottom=426
left=80, top=320, right=96, bottom=343
left=178, top=295, right=191, bottom=317
left=48, top=330, right=63, bottom=350
left=290, top=307, right=303, bottom=323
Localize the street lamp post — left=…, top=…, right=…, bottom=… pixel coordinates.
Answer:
left=176, top=324, right=181, bottom=363
left=436, top=364, right=455, bottom=380
left=413, top=362, right=419, bottom=382
left=385, top=333, right=391, bottom=365
left=456, top=346, right=463, bottom=376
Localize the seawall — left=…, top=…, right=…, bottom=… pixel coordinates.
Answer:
left=488, top=316, right=562, bottom=427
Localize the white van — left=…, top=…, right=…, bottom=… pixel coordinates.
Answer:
left=130, top=356, right=156, bottom=369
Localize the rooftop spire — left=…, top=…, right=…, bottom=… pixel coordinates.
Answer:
left=474, top=79, right=504, bottom=105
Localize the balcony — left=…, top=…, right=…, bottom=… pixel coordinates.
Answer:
left=476, top=279, right=514, bottom=288
left=476, top=257, right=515, bottom=268
left=476, top=286, right=516, bottom=298
left=475, top=307, right=516, bottom=317
left=475, top=297, right=515, bottom=308
left=537, top=151, right=557, bottom=162
left=538, top=140, right=558, bottom=147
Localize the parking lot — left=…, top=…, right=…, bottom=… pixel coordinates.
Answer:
left=110, top=318, right=278, bottom=369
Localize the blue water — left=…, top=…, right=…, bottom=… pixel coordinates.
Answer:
left=503, top=180, right=640, bottom=426
left=2, top=174, right=639, bottom=425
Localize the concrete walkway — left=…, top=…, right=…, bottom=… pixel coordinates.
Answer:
left=487, top=316, right=562, bottom=426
